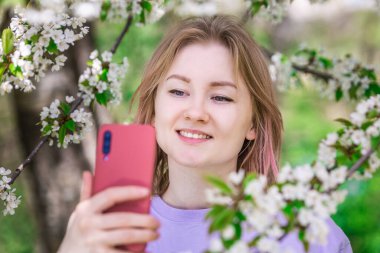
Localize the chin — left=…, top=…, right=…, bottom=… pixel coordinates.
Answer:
left=172, top=153, right=210, bottom=168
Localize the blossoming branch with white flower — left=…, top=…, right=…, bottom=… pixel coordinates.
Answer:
left=0, top=10, right=88, bottom=95
left=204, top=94, right=380, bottom=253
left=78, top=50, right=128, bottom=106
left=270, top=47, right=380, bottom=102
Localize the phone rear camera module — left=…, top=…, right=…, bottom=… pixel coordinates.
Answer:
left=102, top=130, right=112, bottom=155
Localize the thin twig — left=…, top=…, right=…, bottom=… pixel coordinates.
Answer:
left=8, top=136, right=50, bottom=185
left=346, top=146, right=377, bottom=179
left=110, top=15, right=133, bottom=54
left=292, top=64, right=334, bottom=83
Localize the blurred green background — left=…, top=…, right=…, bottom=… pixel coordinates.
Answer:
left=0, top=3, right=380, bottom=253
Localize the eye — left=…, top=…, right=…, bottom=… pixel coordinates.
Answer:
left=169, top=89, right=186, bottom=97
left=212, top=96, right=233, bottom=102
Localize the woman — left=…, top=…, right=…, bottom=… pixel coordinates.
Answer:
left=58, top=15, right=352, bottom=253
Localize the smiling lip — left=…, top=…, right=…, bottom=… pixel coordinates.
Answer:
left=176, top=129, right=213, bottom=144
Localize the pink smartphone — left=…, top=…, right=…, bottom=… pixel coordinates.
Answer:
left=92, top=124, right=156, bottom=252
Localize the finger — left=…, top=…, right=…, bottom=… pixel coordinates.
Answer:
left=80, top=171, right=93, bottom=202
left=93, top=212, right=160, bottom=230
left=97, top=228, right=159, bottom=245
left=91, top=186, right=150, bottom=213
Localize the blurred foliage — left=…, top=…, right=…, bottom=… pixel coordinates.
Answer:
left=0, top=6, right=379, bottom=253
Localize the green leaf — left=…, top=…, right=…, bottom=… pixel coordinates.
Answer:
left=349, top=85, right=359, bottom=99
left=81, top=79, right=90, bottom=87
left=9, top=63, right=23, bottom=79
left=367, top=109, right=378, bottom=119
left=205, top=175, right=233, bottom=195
left=369, top=83, right=380, bottom=96
left=206, top=205, right=225, bottom=220
left=59, top=102, right=71, bottom=116
left=335, top=118, right=352, bottom=127
left=99, top=68, right=108, bottom=82
left=235, top=210, right=246, bottom=222
left=141, top=0, right=152, bottom=12
left=95, top=90, right=113, bottom=106
left=30, top=34, right=40, bottom=44
left=100, top=0, right=111, bottom=21
left=42, top=124, right=52, bottom=136
left=46, top=39, right=58, bottom=54
left=243, top=172, right=256, bottom=189
left=299, top=229, right=310, bottom=252
left=58, top=125, right=67, bottom=145
left=233, top=223, right=242, bottom=240
left=2, top=28, right=14, bottom=55
left=361, top=121, right=372, bottom=131
left=209, top=208, right=234, bottom=233
left=0, top=63, right=6, bottom=78
left=317, top=56, right=333, bottom=69
left=371, top=136, right=380, bottom=149
left=335, top=88, right=343, bottom=101
left=139, top=8, right=146, bottom=24
left=64, top=119, right=76, bottom=132
left=251, top=2, right=264, bottom=15
left=360, top=68, right=377, bottom=81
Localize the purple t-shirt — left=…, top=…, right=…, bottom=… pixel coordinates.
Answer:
left=146, top=196, right=352, bottom=253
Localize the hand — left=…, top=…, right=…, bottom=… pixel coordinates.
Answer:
left=57, top=171, right=160, bottom=253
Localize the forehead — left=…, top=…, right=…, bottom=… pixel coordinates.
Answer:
left=166, top=41, right=239, bottom=84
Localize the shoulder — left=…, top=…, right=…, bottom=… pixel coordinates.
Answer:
left=323, top=217, right=352, bottom=253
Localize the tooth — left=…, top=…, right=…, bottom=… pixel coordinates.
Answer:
left=179, top=131, right=211, bottom=139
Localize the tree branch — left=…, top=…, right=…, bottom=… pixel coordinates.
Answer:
left=8, top=97, right=84, bottom=186
left=292, top=64, right=334, bottom=83
left=110, top=15, right=133, bottom=54
left=346, top=145, right=378, bottom=179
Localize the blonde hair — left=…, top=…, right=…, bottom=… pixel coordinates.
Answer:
left=131, top=15, right=283, bottom=195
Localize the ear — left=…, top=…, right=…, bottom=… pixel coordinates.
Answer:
left=245, top=126, right=256, bottom=141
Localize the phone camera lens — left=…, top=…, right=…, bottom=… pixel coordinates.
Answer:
left=103, top=131, right=112, bottom=155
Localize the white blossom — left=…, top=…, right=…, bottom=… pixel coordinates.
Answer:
left=227, top=240, right=250, bottom=253
left=228, top=170, right=245, bottom=185
left=244, top=175, right=267, bottom=196
left=205, top=188, right=233, bottom=206
left=277, top=163, right=293, bottom=183
left=101, top=51, right=113, bottom=62
left=65, top=95, right=75, bottom=103
left=222, top=225, right=235, bottom=240
left=257, top=237, right=280, bottom=253
left=1, top=10, right=88, bottom=95
left=78, top=50, right=128, bottom=106
left=209, top=237, right=224, bottom=252
left=305, top=218, right=329, bottom=245
left=40, top=99, right=93, bottom=148
left=324, top=133, right=339, bottom=146
left=317, top=142, right=336, bottom=168
left=0, top=167, right=21, bottom=216
left=293, top=164, right=314, bottom=184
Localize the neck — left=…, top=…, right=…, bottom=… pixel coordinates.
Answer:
left=161, top=159, right=235, bottom=209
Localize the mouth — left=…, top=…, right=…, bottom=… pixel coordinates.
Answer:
left=176, top=129, right=213, bottom=140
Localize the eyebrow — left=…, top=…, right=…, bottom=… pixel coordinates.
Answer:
left=166, top=74, right=237, bottom=89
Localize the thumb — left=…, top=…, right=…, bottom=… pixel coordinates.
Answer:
left=80, top=170, right=93, bottom=202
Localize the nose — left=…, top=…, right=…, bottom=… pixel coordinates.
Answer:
left=183, top=97, right=210, bottom=123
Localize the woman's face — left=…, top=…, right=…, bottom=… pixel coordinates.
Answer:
left=154, top=42, right=256, bottom=172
